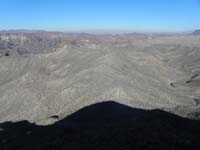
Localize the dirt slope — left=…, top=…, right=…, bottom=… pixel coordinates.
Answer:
left=0, top=32, right=200, bottom=125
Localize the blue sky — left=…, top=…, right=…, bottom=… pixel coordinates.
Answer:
left=0, top=0, right=200, bottom=31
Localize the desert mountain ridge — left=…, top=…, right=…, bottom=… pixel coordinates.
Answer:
left=0, top=30, right=200, bottom=125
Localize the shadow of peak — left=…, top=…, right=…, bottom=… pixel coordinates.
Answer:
left=56, top=101, right=147, bottom=125
left=1, top=101, right=200, bottom=150
left=55, top=101, right=189, bottom=127
left=0, top=120, right=36, bottom=131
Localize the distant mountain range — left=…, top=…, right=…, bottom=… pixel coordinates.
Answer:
left=0, top=29, right=199, bottom=35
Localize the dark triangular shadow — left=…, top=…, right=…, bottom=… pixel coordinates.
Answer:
left=0, top=101, right=200, bottom=150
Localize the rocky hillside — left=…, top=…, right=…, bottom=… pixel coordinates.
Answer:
left=0, top=31, right=200, bottom=126
left=0, top=32, right=67, bottom=56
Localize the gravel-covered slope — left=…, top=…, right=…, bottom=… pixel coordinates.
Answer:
left=0, top=32, right=200, bottom=125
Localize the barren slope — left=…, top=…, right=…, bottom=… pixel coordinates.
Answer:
left=0, top=32, right=200, bottom=124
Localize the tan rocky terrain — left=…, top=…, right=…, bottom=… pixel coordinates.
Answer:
left=0, top=31, right=200, bottom=125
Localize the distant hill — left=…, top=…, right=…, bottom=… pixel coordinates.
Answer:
left=192, top=30, right=200, bottom=35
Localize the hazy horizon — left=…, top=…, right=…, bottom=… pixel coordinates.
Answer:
left=0, top=28, right=196, bottom=34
